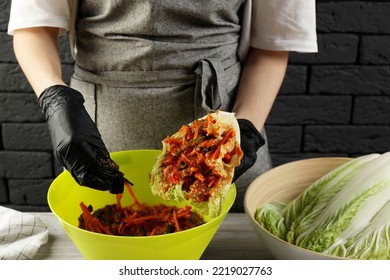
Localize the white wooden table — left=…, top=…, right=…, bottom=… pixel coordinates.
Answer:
left=32, top=212, right=273, bottom=260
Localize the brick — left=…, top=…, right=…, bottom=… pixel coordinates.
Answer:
left=267, top=95, right=352, bottom=124
left=0, top=151, right=53, bottom=178
left=0, top=32, right=15, bottom=63
left=265, top=125, right=302, bottom=153
left=317, top=2, right=390, bottom=33
left=2, top=123, right=52, bottom=150
left=0, top=63, right=73, bottom=93
left=360, top=35, right=390, bottom=65
left=54, top=161, right=65, bottom=177
left=353, top=96, right=390, bottom=124
left=0, top=179, right=8, bottom=203
left=304, top=125, right=390, bottom=153
left=8, top=179, right=52, bottom=205
left=279, top=66, right=307, bottom=94
left=0, top=63, right=32, bottom=92
left=0, top=93, right=44, bottom=122
left=59, top=34, right=75, bottom=65
left=0, top=1, right=11, bottom=31
left=310, top=66, right=390, bottom=94
left=290, top=34, right=359, bottom=64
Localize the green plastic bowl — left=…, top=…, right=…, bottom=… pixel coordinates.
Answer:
left=47, top=150, right=236, bottom=260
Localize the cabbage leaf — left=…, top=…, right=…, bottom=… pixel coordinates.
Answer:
left=255, top=152, right=390, bottom=260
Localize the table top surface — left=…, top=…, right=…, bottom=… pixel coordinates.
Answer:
left=32, top=212, right=273, bottom=260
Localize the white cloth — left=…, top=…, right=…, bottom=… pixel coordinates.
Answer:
left=7, top=0, right=318, bottom=54
left=0, top=206, right=49, bottom=260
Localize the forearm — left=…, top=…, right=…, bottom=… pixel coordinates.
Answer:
left=233, top=48, right=289, bottom=132
left=13, top=27, right=67, bottom=97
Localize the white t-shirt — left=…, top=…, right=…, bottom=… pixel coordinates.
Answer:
left=8, top=0, right=318, bottom=55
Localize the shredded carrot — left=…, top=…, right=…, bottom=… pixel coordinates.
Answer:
left=193, top=128, right=199, bottom=140
left=78, top=183, right=204, bottom=236
left=124, top=181, right=142, bottom=209
left=194, top=172, right=205, bottom=182
left=115, top=193, right=123, bottom=211
left=212, top=145, right=221, bottom=160
left=80, top=201, right=113, bottom=235
left=79, top=202, right=94, bottom=229
left=160, top=112, right=242, bottom=203
left=173, top=210, right=181, bottom=232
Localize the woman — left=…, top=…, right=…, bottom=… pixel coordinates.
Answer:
left=8, top=0, right=317, bottom=211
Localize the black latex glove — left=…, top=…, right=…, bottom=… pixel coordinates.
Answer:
left=233, top=119, right=265, bottom=182
left=38, top=85, right=125, bottom=194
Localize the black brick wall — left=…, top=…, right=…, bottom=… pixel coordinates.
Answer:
left=1, top=1, right=390, bottom=211
left=267, top=0, right=390, bottom=166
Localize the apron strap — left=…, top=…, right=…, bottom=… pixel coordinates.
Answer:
left=74, top=65, right=197, bottom=88
left=194, top=56, right=241, bottom=117
left=74, top=55, right=241, bottom=119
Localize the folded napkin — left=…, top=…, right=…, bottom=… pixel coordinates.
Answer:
left=0, top=206, right=49, bottom=260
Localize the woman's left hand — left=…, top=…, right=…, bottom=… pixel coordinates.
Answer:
left=233, top=118, right=265, bottom=181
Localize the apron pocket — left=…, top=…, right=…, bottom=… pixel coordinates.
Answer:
left=93, top=84, right=196, bottom=152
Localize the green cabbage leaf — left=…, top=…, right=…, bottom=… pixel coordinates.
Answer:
left=255, top=152, right=390, bottom=259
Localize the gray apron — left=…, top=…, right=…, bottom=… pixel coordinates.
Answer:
left=70, top=0, right=272, bottom=212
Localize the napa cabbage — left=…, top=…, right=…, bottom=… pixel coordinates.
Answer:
left=255, top=152, right=390, bottom=259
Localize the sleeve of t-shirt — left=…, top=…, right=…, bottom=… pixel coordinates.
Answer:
left=7, top=0, right=70, bottom=36
left=251, top=0, right=318, bottom=53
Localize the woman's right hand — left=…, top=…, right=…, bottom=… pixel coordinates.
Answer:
left=38, top=85, right=126, bottom=194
